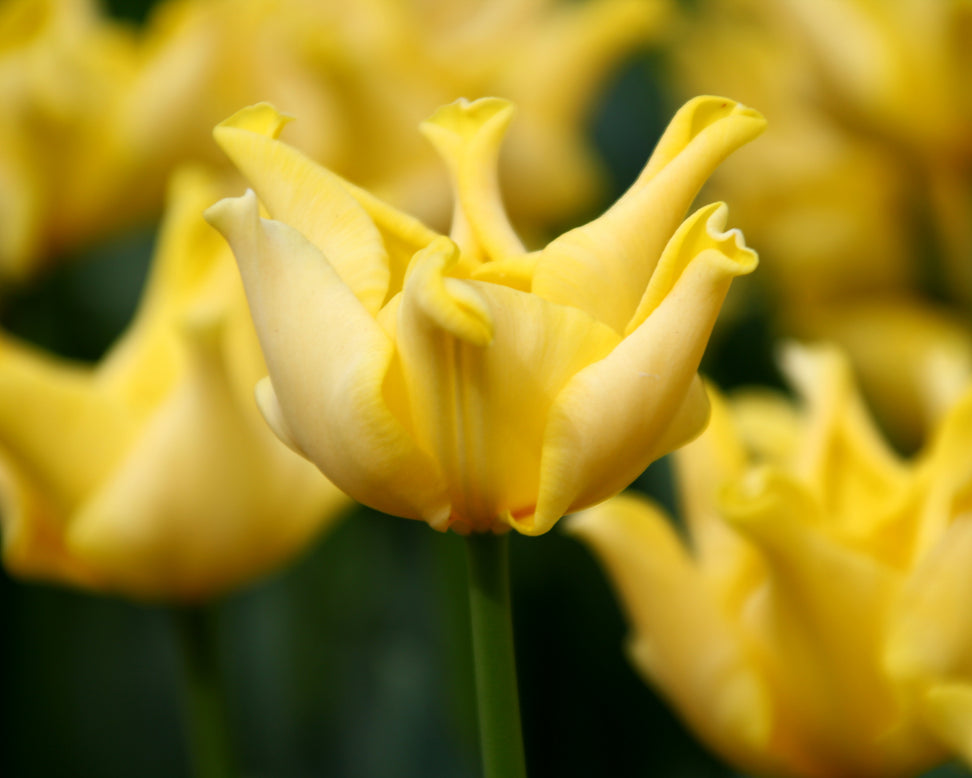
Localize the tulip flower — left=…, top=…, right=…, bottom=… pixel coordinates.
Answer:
left=205, top=95, right=763, bottom=536
left=572, top=342, right=972, bottom=777
left=0, top=0, right=667, bottom=282
left=0, top=168, right=349, bottom=601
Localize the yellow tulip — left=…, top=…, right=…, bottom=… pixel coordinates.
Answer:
left=0, top=0, right=668, bottom=281
left=572, top=343, right=972, bottom=777
left=0, top=168, right=349, bottom=601
left=205, top=96, right=762, bottom=535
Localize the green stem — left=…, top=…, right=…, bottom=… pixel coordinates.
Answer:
left=174, top=605, right=236, bottom=778
left=465, top=531, right=528, bottom=778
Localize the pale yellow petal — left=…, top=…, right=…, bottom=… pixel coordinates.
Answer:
left=569, top=493, right=778, bottom=776
left=205, top=191, right=449, bottom=524
left=420, top=97, right=525, bottom=263
left=213, top=103, right=391, bottom=314
left=532, top=96, right=765, bottom=332
left=530, top=236, right=753, bottom=534
left=396, top=239, right=619, bottom=532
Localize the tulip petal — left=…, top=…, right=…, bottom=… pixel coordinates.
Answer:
left=721, top=468, right=905, bottom=743
left=781, top=343, right=910, bottom=545
left=626, top=202, right=754, bottom=333
left=0, top=334, right=133, bottom=511
left=396, top=239, right=619, bottom=532
left=569, top=493, right=778, bottom=775
left=885, top=516, right=972, bottom=683
left=532, top=96, right=765, bottom=332
left=530, top=235, right=754, bottom=535
left=214, top=103, right=401, bottom=314
left=0, top=446, right=101, bottom=589
left=920, top=683, right=972, bottom=764
left=70, top=316, right=346, bottom=600
left=420, top=98, right=525, bottom=263
left=205, top=190, right=450, bottom=524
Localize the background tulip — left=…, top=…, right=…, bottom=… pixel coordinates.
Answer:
left=573, top=343, right=972, bottom=777
left=0, top=168, right=349, bottom=601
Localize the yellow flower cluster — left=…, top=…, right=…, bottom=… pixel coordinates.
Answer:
left=0, top=0, right=667, bottom=280
left=672, top=0, right=972, bottom=446
left=574, top=343, right=972, bottom=777
left=206, top=95, right=761, bottom=535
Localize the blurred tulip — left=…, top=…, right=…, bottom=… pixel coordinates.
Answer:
left=0, top=0, right=668, bottom=281
left=572, top=343, right=972, bottom=777
left=0, top=168, right=349, bottom=601
left=205, top=95, right=761, bottom=535
left=672, top=0, right=972, bottom=426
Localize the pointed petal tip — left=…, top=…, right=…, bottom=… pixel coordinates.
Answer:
left=683, top=95, right=767, bottom=137
left=213, top=102, right=294, bottom=143
left=203, top=188, right=260, bottom=237
left=420, top=96, right=516, bottom=140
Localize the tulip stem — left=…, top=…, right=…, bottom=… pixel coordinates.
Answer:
left=465, top=531, right=528, bottom=778
left=175, top=605, right=236, bottom=778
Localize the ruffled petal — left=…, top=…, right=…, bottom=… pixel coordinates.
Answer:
left=420, top=98, right=525, bottom=264
left=205, top=190, right=449, bottom=524
left=569, top=493, right=778, bottom=776
left=529, top=230, right=755, bottom=535
left=532, top=96, right=765, bottom=332
left=396, top=238, right=619, bottom=532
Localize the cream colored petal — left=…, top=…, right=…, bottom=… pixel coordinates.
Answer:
left=69, top=316, right=348, bottom=601
left=569, top=493, right=778, bottom=776
left=205, top=191, right=449, bottom=524
left=213, top=102, right=391, bottom=314
left=529, top=232, right=754, bottom=535
left=420, top=97, right=525, bottom=263
left=532, top=96, right=765, bottom=332
left=396, top=238, right=619, bottom=532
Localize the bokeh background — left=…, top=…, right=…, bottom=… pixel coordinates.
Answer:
left=2, top=0, right=971, bottom=776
